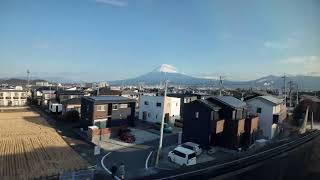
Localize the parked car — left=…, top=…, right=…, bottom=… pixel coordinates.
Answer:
left=168, top=146, right=196, bottom=166
left=118, top=128, right=136, bottom=143
left=154, top=122, right=172, bottom=133
left=178, top=142, right=202, bottom=156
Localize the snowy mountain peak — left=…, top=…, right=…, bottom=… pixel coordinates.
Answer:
left=154, top=64, right=178, bottom=73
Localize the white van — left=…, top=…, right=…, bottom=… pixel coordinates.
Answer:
left=179, top=142, right=202, bottom=156
left=168, top=146, right=196, bottom=166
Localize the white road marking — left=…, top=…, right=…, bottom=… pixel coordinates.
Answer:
left=101, top=152, right=121, bottom=180
left=145, top=151, right=153, bottom=169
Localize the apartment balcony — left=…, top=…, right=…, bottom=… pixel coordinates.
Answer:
left=13, top=97, right=19, bottom=99
left=5, top=97, right=11, bottom=99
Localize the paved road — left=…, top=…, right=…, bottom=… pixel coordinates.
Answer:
left=101, top=133, right=179, bottom=178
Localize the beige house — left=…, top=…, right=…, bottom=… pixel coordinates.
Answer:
left=0, top=89, right=27, bottom=106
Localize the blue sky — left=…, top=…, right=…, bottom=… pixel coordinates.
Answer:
left=0, top=0, right=319, bottom=82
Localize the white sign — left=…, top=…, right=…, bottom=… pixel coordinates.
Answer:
left=94, top=145, right=101, bottom=155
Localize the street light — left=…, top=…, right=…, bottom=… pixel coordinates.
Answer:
left=155, top=80, right=168, bottom=166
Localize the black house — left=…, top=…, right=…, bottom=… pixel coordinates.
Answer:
left=182, top=99, right=224, bottom=147
left=207, top=96, right=248, bottom=149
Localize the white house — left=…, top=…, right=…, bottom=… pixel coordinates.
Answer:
left=0, top=89, right=27, bottom=106
left=139, top=95, right=181, bottom=124
left=246, top=96, right=287, bottom=139
left=48, top=99, right=63, bottom=113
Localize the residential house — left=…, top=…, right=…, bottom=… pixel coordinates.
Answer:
left=182, top=99, right=224, bottom=147
left=62, top=97, right=82, bottom=116
left=167, top=93, right=197, bottom=120
left=40, top=90, right=56, bottom=107
left=55, top=90, right=85, bottom=103
left=93, top=87, right=122, bottom=96
left=246, top=96, right=287, bottom=139
left=48, top=99, right=62, bottom=113
left=0, top=89, right=27, bottom=106
left=138, top=95, right=181, bottom=124
left=80, top=96, right=136, bottom=131
left=208, top=96, right=248, bottom=149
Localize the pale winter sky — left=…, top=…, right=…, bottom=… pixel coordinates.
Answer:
left=0, top=0, right=319, bottom=81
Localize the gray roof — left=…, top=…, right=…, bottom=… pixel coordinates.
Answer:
left=259, top=96, right=283, bottom=105
left=85, top=96, right=135, bottom=102
left=213, top=96, right=247, bottom=109
left=198, top=99, right=221, bottom=111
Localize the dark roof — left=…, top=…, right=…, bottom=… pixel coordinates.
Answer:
left=211, top=96, right=247, bottom=109
left=84, top=96, right=135, bottom=103
left=93, top=87, right=122, bottom=96
left=61, top=97, right=82, bottom=105
left=167, top=93, right=197, bottom=98
left=56, top=90, right=84, bottom=95
left=197, top=99, right=221, bottom=111
left=256, top=96, right=283, bottom=105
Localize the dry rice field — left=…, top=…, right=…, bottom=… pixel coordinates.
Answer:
left=0, top=110, right=88, bottom=179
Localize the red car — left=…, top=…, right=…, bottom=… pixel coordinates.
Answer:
left=118, top=129, right=136, bottom=143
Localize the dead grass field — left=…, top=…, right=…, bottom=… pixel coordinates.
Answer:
left=0, top=110, right=88, bottom=179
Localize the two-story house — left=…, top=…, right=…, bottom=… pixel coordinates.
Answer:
left=246, top=96, right=286, bottom=139
left=0, top=89, right=27, bottom=106
left=80, top=96, right=136, bottom=131
left=182, top=99, right=224, bottom=147
left=207, top=96, right=248, bottom=149
left=138, top=95, right=181, bottom=125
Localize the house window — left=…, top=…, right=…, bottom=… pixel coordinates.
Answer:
left=97, top=105, right=106, bottom=111
left=156, top=115, right=158, bottom=119
left=144, top=101, right=149, bottom=105
left=148, top=113, right=150, bottom=117
left=257, top=107, right=262, bottom=113
left=211, top=111, right=214, bottom=121
left=156, top=102, right=161, bottom=107
left=112, top=104, right=118, bottom=110
left=120, top=104, right=128, bottom=108
left=195, top=112, right=199, bottom=118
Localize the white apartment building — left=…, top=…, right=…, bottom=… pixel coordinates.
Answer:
left=246, top=96, right=287, bottom=139
left=139, top=95, right=181, bottom=124
left=0, top=89, right=27, bottom=106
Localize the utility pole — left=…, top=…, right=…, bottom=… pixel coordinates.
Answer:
left=26, top=70, right=30, bottom=88
left=296, top=84, right=299, bottom=106
left=311, top=112, right=314, bottom=130
left=288, top=81, right=293, bottom=108
left=155, top=80, right=168, bottom=166
left=219, top=76, right=223, bottom=96
left=282, top=74, right=287, bottom=107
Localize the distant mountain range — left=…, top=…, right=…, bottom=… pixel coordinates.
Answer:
left=2, top=64, right=320, bottom=90
left=110, top=64, right=320, bottom=90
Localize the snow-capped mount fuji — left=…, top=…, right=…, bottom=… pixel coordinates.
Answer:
left=110, top=64, right=211, bottom=85
left=109, top=64, right=320, bottom=90
left=153, top=64, right=178, bottom=73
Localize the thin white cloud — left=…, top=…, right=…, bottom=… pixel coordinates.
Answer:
left=95, top=0, right=127, bottom=7
left=279, top=56, right=320, bottom=76
left=264, top=37, right=298, bottom=49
